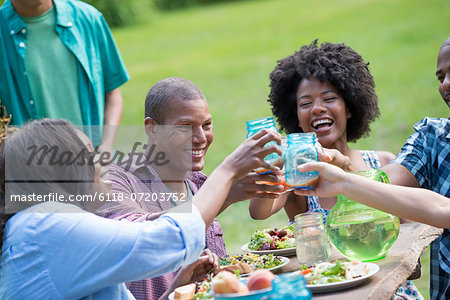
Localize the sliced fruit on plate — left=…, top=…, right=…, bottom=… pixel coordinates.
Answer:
left=173, top=283, right=195, bottom=300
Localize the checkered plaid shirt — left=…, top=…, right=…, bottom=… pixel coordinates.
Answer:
left=97, top=161, right=226, bottom=300
left=392, top=117, right=450, bottom=299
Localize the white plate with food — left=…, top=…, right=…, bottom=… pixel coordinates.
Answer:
left=253, top=256, right=290, bottom=275
left=220, top=252, right=291, bottom=277
left=168, top=281, right=213, bottom=299
left=168, top=255, right=290, bottom=299
left=243, top=225, right=297, bottom=256
left=230, top=256, right=290, bottom=277
left=299, top=261, right=379, bottom=293
left=241, top=243, right=296, bottom=256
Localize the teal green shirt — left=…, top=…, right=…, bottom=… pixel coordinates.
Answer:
left=22, top=6, right=83, bottom=125
left=0, top=0, right=130, bottom=145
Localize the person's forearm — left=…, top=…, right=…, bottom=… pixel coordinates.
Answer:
left=249, top=197, right=275, bottom=219
left=101, top=88, right=123, bottom=150
left=193, top=162, right=236, bottom=228
left=341, top=174, right=450, bottom=228
left=216, top=199, right=235, bottom=216
left=158, top=265, right=191, bottom=300
left=249, top=193, right=288, bottom=220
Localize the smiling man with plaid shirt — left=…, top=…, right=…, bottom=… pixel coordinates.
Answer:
left=383, top=37, right=450, bottom=300
left=391, top=117, right=449, bottom=299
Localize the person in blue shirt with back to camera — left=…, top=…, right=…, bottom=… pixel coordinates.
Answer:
left=0, top=118, right=282, bottom=299
left=0, top=0, right=129, bottom=150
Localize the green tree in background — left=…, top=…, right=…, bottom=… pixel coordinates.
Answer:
left=0, top=0, right=148, bottom=27
left=83, top=0, right=149, bottom=27
left=153, top=0, right=241, bottom=11
left=0, top=0, right=245, bottom=26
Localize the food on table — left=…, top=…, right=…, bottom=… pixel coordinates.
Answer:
left=174, top=253, right=283, bottom=299
left=212, top=270, right=274, bottom=295
left=246, top=269, right=275, bottom=291
left=248, top=224, right=295, bottom=251
left=174, top=283, right=196, bottom=300
left=174, top=272, right=213, bottom=299
left=212, top=271, right=247, bottom=294
left=220, top=252, right=284, bottom=273
left=344, top=261, right=370, bottom=280
left=300, top=260, right=370, bottom=285
left=220, top=262, right=253, bottom=275
left=193, top=274, right=213, bottom=299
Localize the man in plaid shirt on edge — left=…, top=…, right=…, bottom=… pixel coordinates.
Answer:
left=383, top=37, right=450, bottom=300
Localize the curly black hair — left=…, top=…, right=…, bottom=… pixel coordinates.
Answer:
left=268, top=39, right=379, bottom=142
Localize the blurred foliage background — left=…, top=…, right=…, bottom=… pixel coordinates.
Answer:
left=83, top=0, right=149, bottom=27
left=1, top=0, right=448, bottom=297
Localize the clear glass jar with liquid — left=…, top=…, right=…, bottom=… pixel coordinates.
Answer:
left=295, top=212, right=330, bottom=266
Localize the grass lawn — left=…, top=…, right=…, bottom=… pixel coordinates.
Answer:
left=110, top=0, right=448, bottom=297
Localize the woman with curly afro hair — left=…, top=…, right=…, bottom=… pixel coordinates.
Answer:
left=249, top=40, right=423, bottom=299
left=270, top=39, right=380, bottom=144
left=250, top=39, right=395, bottom=221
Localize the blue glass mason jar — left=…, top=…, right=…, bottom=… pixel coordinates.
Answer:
left=246, top=117, right=283, bottom=173
left=284, top=133, right=322, bottom=190
left=263, top=272, right=312, bottom=300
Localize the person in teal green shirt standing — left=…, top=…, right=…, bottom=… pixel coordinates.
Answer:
left=0, top=0, right=130, bottom=149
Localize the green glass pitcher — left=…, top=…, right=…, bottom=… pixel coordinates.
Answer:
left=325, top=169, right=400, bottom=261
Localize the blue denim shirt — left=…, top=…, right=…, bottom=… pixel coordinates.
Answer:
left=0, top=0, right=129, bottom=145
left=0, top=202, right=205, bottom=299
left=392, top=117, right=450, bottom=299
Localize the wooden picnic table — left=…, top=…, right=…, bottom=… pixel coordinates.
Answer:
left=276, top=223, right=442, bottom=299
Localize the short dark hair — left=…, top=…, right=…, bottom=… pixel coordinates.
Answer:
left=145, top=77, right=205, bottom=123
left=441, top=37, right=450, bottom=49
left=269, top=39, right=379, bottom=142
